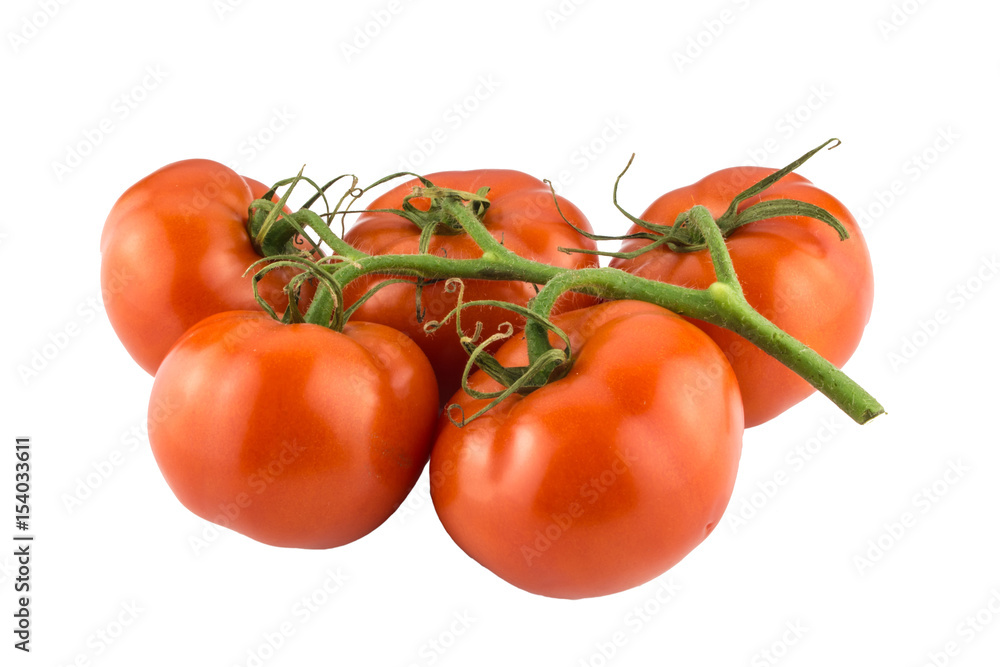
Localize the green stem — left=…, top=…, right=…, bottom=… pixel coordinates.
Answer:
left=440, top=198, right=514, bottom=261
left=522, top=260, right=883, bottom=426
left=699, top=282, right=884, bottom=423
left=330, top=252, right=556, bottom=289
left=296, top=209, right=368, bottom=261
left=308, top=180, right=883, bottom=425
left=686, top=205, right=741, bottom=291
left=324, top=241, right=884, bottom=424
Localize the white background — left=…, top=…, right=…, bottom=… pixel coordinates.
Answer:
left=2, top=0, right=999, bottom=665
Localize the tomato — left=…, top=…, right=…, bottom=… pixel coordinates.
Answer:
left=430, top=300, right=743, bottom=599
left=611, top=167, right=874, bottom=427
left=100, top=159, right=302, bottom=375
left=344, top=170, right=600, bottom=403
left=148, top=310, right=439, bottom=549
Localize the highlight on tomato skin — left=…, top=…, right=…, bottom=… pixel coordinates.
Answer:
left=147, top=310, right=440, bottom=549
left=342, top=169, right=602, bottom=404
left=428, top=300, right=744, bottom=599
left=611, top=166, right=874, bottom=427
left=99, top=159, right=302, bottom=376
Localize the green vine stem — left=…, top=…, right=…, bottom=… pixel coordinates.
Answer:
left=310, top=195, right=883, bottom=425
left=523, top=205, right=883, bottom=423
left=254, top=157, right=884, bottom=425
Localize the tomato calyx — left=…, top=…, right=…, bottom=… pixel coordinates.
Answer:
left=247, top=168, right=380, bottom=261
left=243, top=170, right=507, bottom=336
left=397, top=182, right=494, bottom=325
left=687, top=138, right=849, bottom=248
left=247, top=168, right=317, bottom=258
left=402, top=183, right=493, bottom=237
left=345, top=171, right=495, bottom=242
left=557, top=138, right=850, bottom=259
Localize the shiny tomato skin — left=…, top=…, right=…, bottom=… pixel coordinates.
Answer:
left=100, top=160, right=299, bottom=375
left=430, top=300, right=743, bottom=599
left=344, top=170, right=600, bottom=403
left=148, top=311, right=439, bottom=549
left=611, top=167, right=874, bottom=427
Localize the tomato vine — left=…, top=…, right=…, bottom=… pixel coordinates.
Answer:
left=246, top=141, right=884, bottom=426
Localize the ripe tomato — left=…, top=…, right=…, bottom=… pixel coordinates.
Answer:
left=344, top=170, right=600, bottom=403
left=430, top=300, right=743, bottom=599
left=148, top=311, right=439, bottom=549
left=611, top=167, right=874, bottom=427
left=100, top=159, right=302, bottom=375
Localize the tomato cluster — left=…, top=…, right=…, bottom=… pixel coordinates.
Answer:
left=100, top=154, right=873, bottom=599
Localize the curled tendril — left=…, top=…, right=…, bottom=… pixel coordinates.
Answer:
left=422, top=278, right=468, bottom=336
left=445, top=404, right=467, bottom=428
left=422, top=279, right=574, bottom=428
left=459, top=321, right=517, bottom=400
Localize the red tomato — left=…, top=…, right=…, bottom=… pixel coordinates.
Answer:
left=430, top=300, right=743, bottom=599
left=344, top=170, right=600, bottom=403
left=148, top=311, right=439, bottom=549
left=611, top=167, right=874, bottom=427
left=100, top=160, right=301, bottom=375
